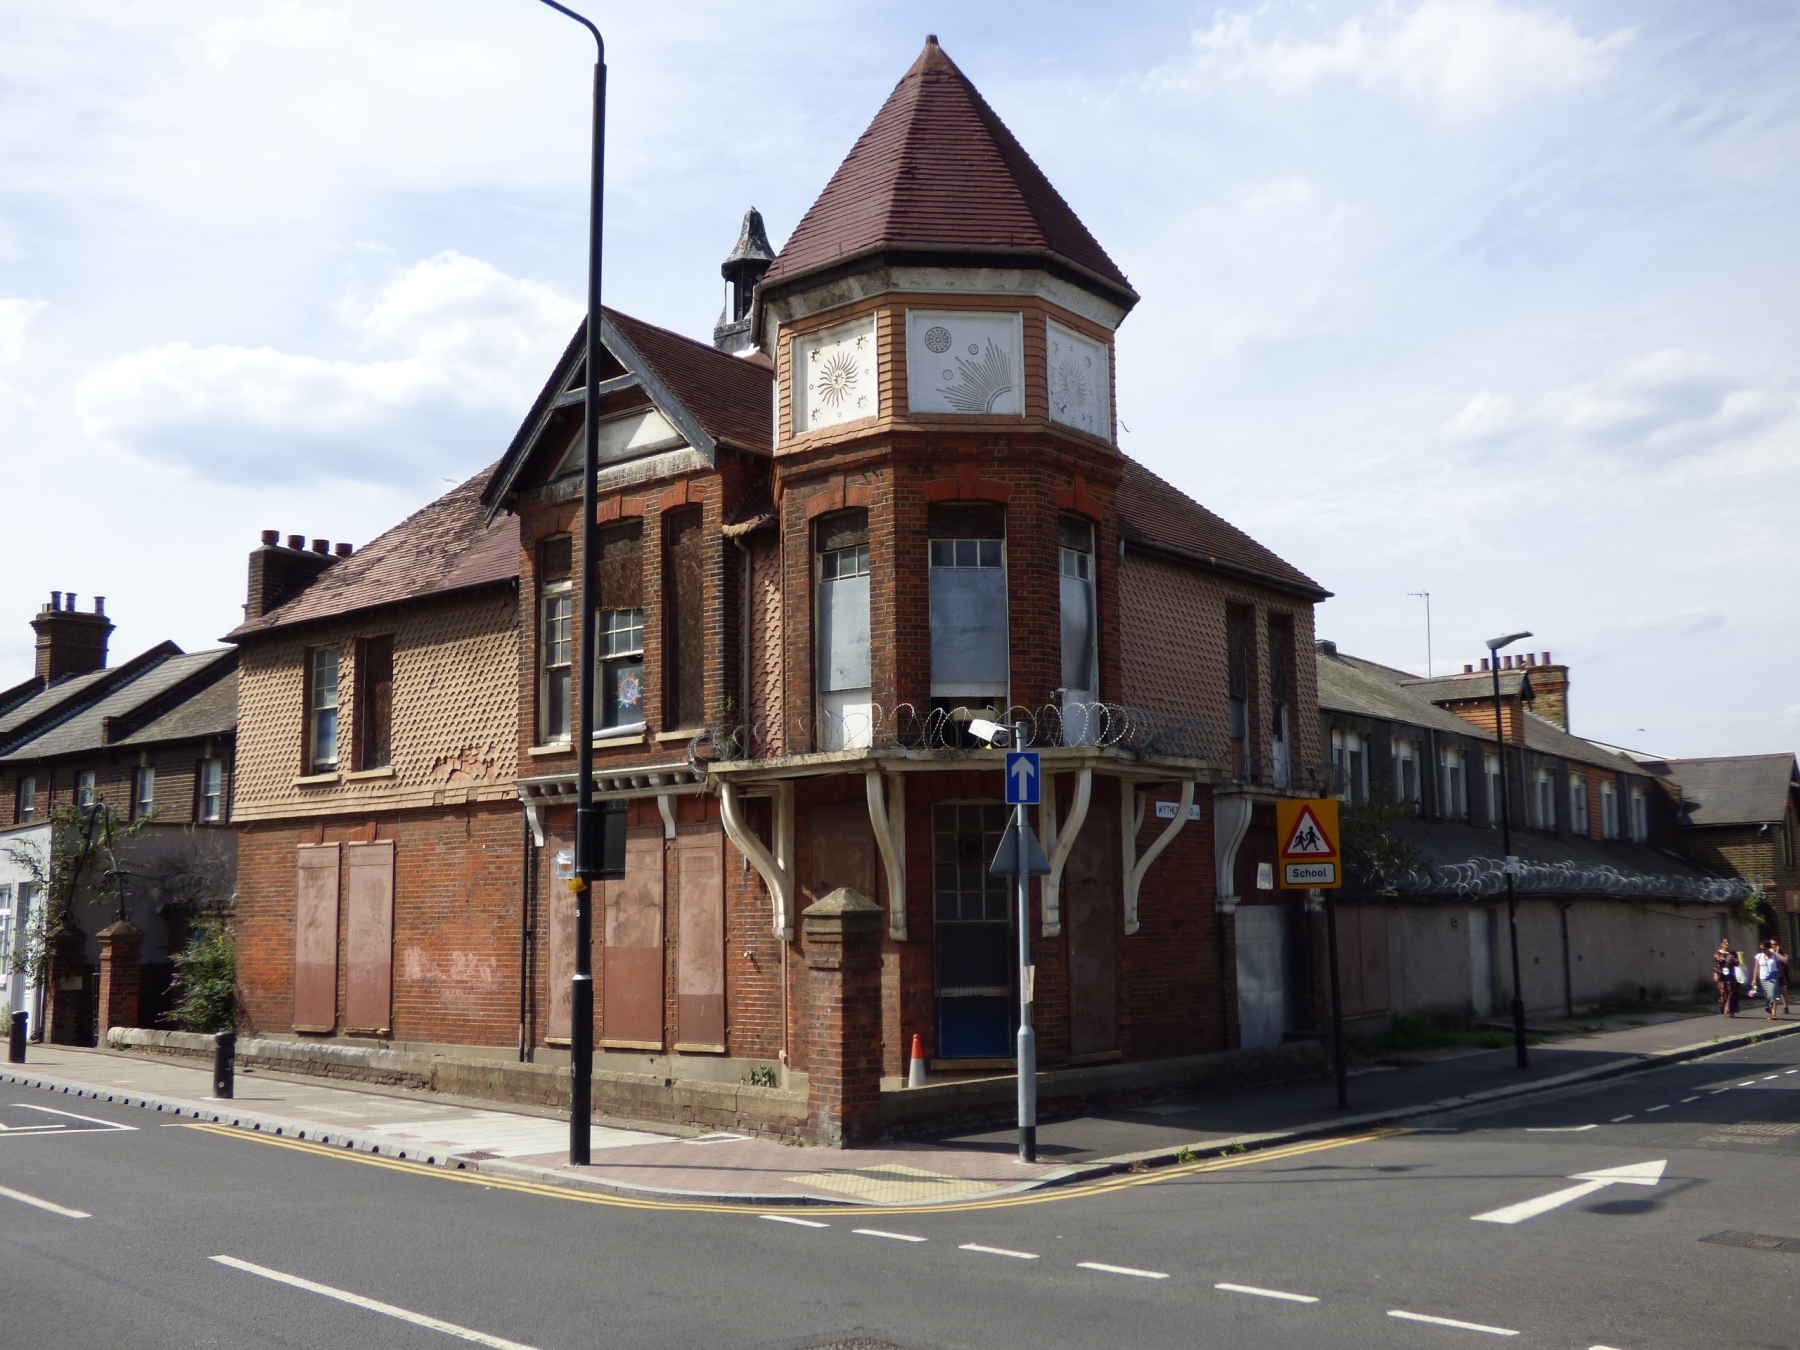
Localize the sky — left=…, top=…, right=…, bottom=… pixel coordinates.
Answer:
left=1, top=1, right=1795, bottom=761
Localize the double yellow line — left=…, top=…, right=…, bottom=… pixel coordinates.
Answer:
left=186, top=1122, right=1403, bottom=1217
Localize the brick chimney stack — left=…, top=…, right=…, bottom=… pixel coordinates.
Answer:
left=245, top=530, right=344, bottom=620
left=1528, top=651, right=1570, bottom=731
left=31, top=590, right=113, bottom=686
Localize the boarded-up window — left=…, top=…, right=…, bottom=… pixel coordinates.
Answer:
left=595, top=521, right=645, bottom=730
left=343, top=841, right=394, bottom=1033
left=674, top=830, right=726, bottom=1051
left=928, top=503, right=1007, bottom=702
left=294, top=844, right=340, bottom=1031
left=1268, top=614, right=1292, bottom=788
left=356, top=635, right=394, bottom=771
left=665, top=507, right=705, bottom=731
left=602, top=832, right=664, bottom=1048
left=595, top=521, right=643, bottom=610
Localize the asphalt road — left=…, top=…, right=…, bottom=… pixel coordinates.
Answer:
left=4, top=1035, right=1798, bottom=1350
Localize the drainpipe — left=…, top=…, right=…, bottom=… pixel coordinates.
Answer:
left=1559, top=901, right=1574, bottom=1020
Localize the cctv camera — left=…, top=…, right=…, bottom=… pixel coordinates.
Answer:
left=966, top=718, right=1011, bottom=748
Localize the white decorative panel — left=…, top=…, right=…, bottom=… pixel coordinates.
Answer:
left=1046, top=319, right=1111, bottom=441
left=792, top=316, right=878, bottom=433
left=906, top=310, right=1024, bottom=416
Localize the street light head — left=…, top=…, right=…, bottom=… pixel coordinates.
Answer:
left=1486, top=630, right=1533, bottom=652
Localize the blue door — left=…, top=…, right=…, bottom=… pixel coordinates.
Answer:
left=933, top=802, right=1014, bottom=1058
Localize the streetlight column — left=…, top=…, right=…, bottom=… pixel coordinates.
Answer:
left=535, top=0, right=605, bottom=1167
left=1487, top=630, right=1532, bottom=1072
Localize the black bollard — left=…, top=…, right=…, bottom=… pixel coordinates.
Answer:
left=7, top=1010, right=25, bottom=1064
left=212, top=1030, right=236, bottom=1099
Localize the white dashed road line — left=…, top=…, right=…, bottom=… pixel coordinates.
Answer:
left=210, top=1255, right=539, bottom=1349
left=1215, top=1282, right=1318, bottom=1304
left=1609, top=1115, right=1635, bottom=1122
left=0, top=1183, right=90, bottom=1218
left=1763, top=1075, right=1779, bottom=1081
left=1645, top=1105, right=1668, bottom=1113
left=1739, top=1081, right=1757, bottom=1087
left=1526, top=1125, right=1596, bottom=1132
left=959, top=1243, right=1038, bottom=1259
left=1078, top=1262, right=1169, bottom=1280
left=853, top=1229, right=926, bottom=1242
left=1388, top=1309, right=1519, bottom=1336
left=1680, top=1097, right=1699, bottom=1103
left=759, top=1215, right=829, bottom=1228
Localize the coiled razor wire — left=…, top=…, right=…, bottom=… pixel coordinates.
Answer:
left=1390, top=857, right=1756, bottom=905
left=693, top=701, right=1228, bottom=765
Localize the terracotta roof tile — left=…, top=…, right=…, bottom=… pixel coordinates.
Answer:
left=762, top=37, right=1133, bottom=302
left=605, top=309, right=771, bottom=453
left=1116, top=458, right=1328, bottom=599
left=227, top=468, right=518, bottom=640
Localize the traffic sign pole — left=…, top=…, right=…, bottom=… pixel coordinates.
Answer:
left=1321, top=887, right=1347, bottom=1109
left=1013, top=721, right=1036, bottom=1164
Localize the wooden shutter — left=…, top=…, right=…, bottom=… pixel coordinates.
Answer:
left=343, top=841, right=394, bottom=1034
left=674, top=829, right=726, bottom=1051
left=293, top=844, right=340, bottom=1031
left=601, top=832, right=664, bottom=1048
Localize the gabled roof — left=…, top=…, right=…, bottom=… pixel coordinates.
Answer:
left=483, top=308, right=773, bottom=515
left=116, top=667, right=237, bottom=748
left=0, top=645, right=182, bottom=751
left=228, top=468, right=518, bottom=641
left=759, top=37, right=1135, bottom=309
left=1403, top=670, right=1532, bottom=702
left=1116, top=458, right=1329, bottom=600
left=0, top=649, right=236, bottom=762
left=1662, top=753, right=1799, bottom=827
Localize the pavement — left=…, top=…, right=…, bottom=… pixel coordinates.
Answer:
left=4, top=1029, right=1798, bottom=1349
left=4, top=1003, right=1795, bottom=1208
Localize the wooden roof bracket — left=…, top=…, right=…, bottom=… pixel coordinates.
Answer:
left=1213, top=793, right=1255, bottom=916
left=1039, top=768, right=1093, bottom=938
left=865, top=770, right=908, bottom=942
left=720, top=779, right=795, bottom=940
left=1122, top=779, right=1195, bottom=936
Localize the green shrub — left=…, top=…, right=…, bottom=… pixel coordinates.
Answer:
left=164, top=924, right=235, bottom=1033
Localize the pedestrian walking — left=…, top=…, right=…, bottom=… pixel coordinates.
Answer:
left=1777, top=940, right=1791, bottom=1015
left=1754, top=941, right=1783, bottom=1021
left=1714, top=940, right=1739, bottom=1017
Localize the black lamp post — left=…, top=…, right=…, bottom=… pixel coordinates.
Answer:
left=533, top=0, right=606, bottom=1167
left=1487, top=629, right=1532, bottom=1071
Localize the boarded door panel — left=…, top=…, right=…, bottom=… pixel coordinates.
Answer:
left=807, top=802, right=877, bottom=905
left=602, top=832, right=664, bottom=1048
left=1357, top=906, right=1391, bottom=1016
left=545, top=838, right=574, bottom=1042
left=343, top=841, right=394, bottom=1033
left=1065, top=809, right=1118, bottom=1059
left=294, top=844, right=340, bottom=1031
left=1236, top=904, right=1292, bottom=1048
left=675, top=830, right=726, bottom=1050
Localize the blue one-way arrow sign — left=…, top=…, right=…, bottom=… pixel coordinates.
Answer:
left=1005, top=750, right=1040, bottom=805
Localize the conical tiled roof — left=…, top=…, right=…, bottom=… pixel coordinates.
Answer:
left=761, top=37, right=1134, bottom=306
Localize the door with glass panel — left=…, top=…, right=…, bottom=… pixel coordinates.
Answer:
left=933, top=802, right=1014, bottom=1059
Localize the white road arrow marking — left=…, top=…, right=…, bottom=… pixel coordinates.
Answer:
left=1472, top=1160, right=1666, bottom=1225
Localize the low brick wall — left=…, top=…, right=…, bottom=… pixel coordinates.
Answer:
left=878, top=1039, right=1328, bottom=1139
left=108, top=1028, right=808, bottom=1139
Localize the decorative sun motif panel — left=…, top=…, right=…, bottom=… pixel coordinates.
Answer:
left=793, top=316, right=878, bottom=434
left=905, top=310, right=1025, bottom=417
left=1047, top=319, right=1111, bottom=442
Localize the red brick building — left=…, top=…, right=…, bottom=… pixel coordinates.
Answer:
left=232, top=38, right=1332, bottom=1142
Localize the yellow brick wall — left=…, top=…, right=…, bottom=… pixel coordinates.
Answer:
left=233, top=589, right=520, bottom=821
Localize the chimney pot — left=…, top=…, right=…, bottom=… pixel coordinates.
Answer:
left=49, top=590, right=61, bottom=610
left=94, top=596, right=104, bottom=616
left=333, top=542, right=352, bottom=558
left=311, top=538, right=329, bottom=554
left=286, top=534, right=305, bottom=550
left=65, top=593, right=77, bottom=612
left=1463, top=664, right=1473, bottom=674
left=1480, top=658, right=1489, bottom=671
left=1542, top=651, right=1551, bottom=665
left=260, top=530, right=279, bottom=547
left=1526, top=653, right=1537, bottom=666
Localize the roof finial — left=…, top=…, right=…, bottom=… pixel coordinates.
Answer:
left=926, top=33, right=938, bottom=45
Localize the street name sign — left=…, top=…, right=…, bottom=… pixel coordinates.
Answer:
left=1275, top=797, right=1341, bottom=889
left=1004, top=750, right=1041, bottom=805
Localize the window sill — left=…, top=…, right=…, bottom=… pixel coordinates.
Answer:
left=595, top=727, right=646, bottom=748
left=344, top=766, right=395, bottom=781
left=528, top=741, right=573, bottom=757
left=293, top=772, right=340, bottom=787
left=656, top=728, right=705, bottom=743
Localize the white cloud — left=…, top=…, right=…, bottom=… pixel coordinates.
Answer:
left=1190, top=0, right=1632, bottom=118
left=1445, top=349, right=1800, bottom=464
left=0, top=297, right=45, bottom=365
left=74, top=252, right=578, bottom=484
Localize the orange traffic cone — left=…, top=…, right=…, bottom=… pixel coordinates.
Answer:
left=907, top=1033, right=927, bottom=1088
